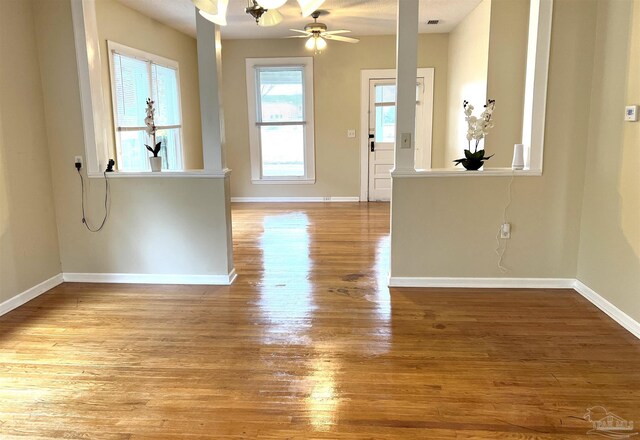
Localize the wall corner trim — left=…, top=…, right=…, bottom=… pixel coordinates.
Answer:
left=573, top=280, right=640, bottom=340
left=227, top=268, right=238, bottom=284
left=62, top=270, right=237, bottom=286
left=0, top=274, right=64, bottom=317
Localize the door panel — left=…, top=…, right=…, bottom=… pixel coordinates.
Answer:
left=374, top=178, right=392, bottom=189
left=374, top=164, right=393, bottom=174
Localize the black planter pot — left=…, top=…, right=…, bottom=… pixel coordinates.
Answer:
left=453, top=149, right=493, bottom=170
left=460, top=159, right=484, bottom=170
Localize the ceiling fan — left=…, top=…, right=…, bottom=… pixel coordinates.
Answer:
left=288, top=11, right=360, bottom=52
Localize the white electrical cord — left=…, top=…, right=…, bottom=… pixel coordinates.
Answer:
left=495, top=172, right=515, bottom=272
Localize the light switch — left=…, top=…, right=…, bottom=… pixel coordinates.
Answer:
left=347, top=129, right=356, bottom=138
left=625, top=105, right=638, bottom=122
left=401, top=133, right=412, bottom=149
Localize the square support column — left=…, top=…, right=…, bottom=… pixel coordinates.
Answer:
left=394, top=0, right=420, bottom=172
left=196, top=10, right=226, bottom=172
left=195, top=9, right=235, bottom=280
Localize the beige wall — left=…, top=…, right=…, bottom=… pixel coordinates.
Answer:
left=222, top=34, right=449, bottom=197
left=95, top=0, right=203, bottom=170
left=486, top=0, right=530, bottom=168
left=391, top=0, right=596, bottom=278
left=444, top=0, right=491, bottom=166
left=33, top=0, right=233, bottom=277
left=0, top=0, right=61, bottom=303
left=577, top=0, right=640, bottom=323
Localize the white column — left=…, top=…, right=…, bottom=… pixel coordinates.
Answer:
left=195, top=9, right=234, bottom=280
left=394, top=0, right=420, bottom=172
left=196, top=9, right=226, bottom=172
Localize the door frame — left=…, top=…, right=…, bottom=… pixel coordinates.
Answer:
left=359, top=68, right=434, bottom=202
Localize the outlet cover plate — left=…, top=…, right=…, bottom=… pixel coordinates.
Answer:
left=401, top=133, right=412, bottom=149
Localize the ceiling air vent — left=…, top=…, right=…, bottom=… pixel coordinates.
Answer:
left=427, top=20, right=440, bottom=25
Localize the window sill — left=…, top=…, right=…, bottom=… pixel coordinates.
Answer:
left=391, top=167, right=542, bottom=178
left=251, top=178, right=315, bottom=185
left=88, top=168, right=231, bottom=179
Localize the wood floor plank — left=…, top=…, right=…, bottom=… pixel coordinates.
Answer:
left=1, top=202, right=639, bottom=439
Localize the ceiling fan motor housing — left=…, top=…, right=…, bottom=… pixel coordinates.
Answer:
left=304, top=22, right=327, bottom=33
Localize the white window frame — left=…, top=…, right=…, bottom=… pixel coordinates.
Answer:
left=245, top=57, right=315, bottom=184
left=107, top=40, right=184, bottom=171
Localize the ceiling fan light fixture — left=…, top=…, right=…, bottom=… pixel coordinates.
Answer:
left=256, top=0, right=288, bottom=8
left=259, top=8, right=284, bottom=27
left=305, top=36, right=317, bottom=50
left=199, top=0, right=229, bottom=26
left=315, top=36, right=327, bottom=50
left=297, top=0, right=326, bottom=17
left=191, top=0, right=218, bottom=15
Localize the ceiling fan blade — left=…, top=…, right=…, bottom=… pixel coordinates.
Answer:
left=324, top=34, right=360, bottom=43
left=322, top=30, right=351, bottom=35
left=285, top=35, right=311, bottom=38
left=289, top=29, right=310, bottom=34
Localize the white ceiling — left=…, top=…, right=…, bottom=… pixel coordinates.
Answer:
left=115, top=0, right=483, bottom=39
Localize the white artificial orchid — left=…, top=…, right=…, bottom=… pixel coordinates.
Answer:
left=463, top=99, right=496, bottom=152
left=144, top=98, right=156, bottom=137
left=454, top=99, right=496, bottom=169
left=144, top=98, right=161, bottom=158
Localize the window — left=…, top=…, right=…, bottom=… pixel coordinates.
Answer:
left=246, top=57, right=315, bottom=183
left=108, top=41, right=183, bottom=171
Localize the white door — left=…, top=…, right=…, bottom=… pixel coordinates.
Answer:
left=368, top=80, right=396, bottom=201
left=368, top=79, right=426, bottom=201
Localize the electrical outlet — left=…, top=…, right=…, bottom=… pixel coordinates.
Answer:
left=74, top=156, right=83, bottom=168
left=500, top=223, right=511, bottom=239
left=347, top=129, right=356, bottom=138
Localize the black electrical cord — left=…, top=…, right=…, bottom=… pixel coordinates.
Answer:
left=77, top=168, right=110, bottom=232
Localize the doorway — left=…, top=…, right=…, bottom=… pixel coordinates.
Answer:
left=359, top=69, right=434, bottom=201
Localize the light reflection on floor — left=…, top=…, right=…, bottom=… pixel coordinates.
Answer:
left=374, top=234, right=392, bottom=322
left=240, top=204, right=392, bottom=432
left=258, top=212, right=314, bottom=346
left=306, top=352, right=341, bottom=431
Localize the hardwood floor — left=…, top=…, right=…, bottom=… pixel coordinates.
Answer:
left=1, top=202, right=639, bottom=439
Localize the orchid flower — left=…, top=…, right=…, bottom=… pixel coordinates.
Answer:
left=463, top=99, right=496, bottom=152
left=144, top=98, right=161, bottom=157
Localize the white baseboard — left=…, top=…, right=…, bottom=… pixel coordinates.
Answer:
left=387, top=276, right=639, bottom=340
left=0, top=274, right=64, bottom=317
left=388, top=276, right=575, bottom=289
left=231, top=196, right=361, bottom=203
left=63, top=268, right=237, bottom=286
left=573, top=280, right=640, bottom=340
